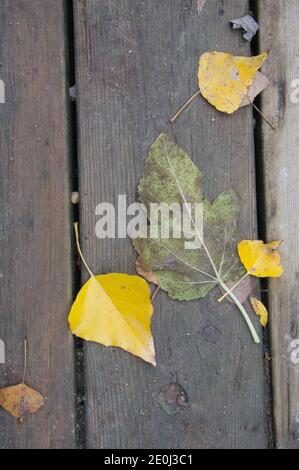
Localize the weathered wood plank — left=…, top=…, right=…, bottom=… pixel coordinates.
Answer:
left=74, top=0, right=269, bottom=448
left=0, top=1, right=75, bottom=448
left=259, top=0, right=299, bottom=449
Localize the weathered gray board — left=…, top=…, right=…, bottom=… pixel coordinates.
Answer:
left=0, top=0, right=75, bottom=448
left=259, top=0, right=299, bottom=449
left=74, top=0, right=269, bottom=448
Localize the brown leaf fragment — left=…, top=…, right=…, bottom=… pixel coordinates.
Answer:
left=136, top=256, right=158, bottom=286
left=240, top=71, right=270, bottom=107
left=231, top=15, right=259, bottom=41
left=197, top=0, right=208, bottom=16
left=0, top=383, right=44, bottom=423
left=220, top=275, right=254, bottom=305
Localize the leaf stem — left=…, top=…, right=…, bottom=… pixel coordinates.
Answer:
left=151, top=286, right=160, bottom=302
left=74, top=222, right=94, bottom=278
left=247, top=96, right=277, bottom=131
left=22, top=338, right=27, bottom=384
left=218, top=272, right=249, bottom=303
left=169, top=90, right=201, bottom=124
left=219, top=280, right=260, bottom=344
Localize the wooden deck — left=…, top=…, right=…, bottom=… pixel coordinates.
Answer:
left=0, top=0, right=298, bottom=449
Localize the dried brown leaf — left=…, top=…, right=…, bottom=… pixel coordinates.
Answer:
left=231, top=15, right=259, bottom=41
left=197, top=0, right=208, bottom=16
left=220, top=275, right=254, bottom=305
left=136, top=256, right=159, bottom=286
left=240, top=72, right=270, bottom=107
left=0, top=383, right=44, bottom=423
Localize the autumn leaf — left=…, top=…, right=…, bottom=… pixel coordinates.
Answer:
left=238, top=240, right=284, bottom=277
left=0, top=340, right=44, bottom=423
left=133, top=133, right=244, bottom=301
left=170, top=51, right=270, bottom=125
left=230, top=14, right=259, bottom=42
left=218, top=240, right=284, bottom=303
left=250, top=297, right=269, bottom=327
left=132, top=133, right=260, bottom=344
left=0, top=384, right=44, bottom=423
left=198, top=51, right=267, bottom=114
left=69, top=224, right=156, bottom=366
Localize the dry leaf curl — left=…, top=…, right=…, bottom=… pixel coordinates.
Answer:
left=250, top=297, right=269, bottom=327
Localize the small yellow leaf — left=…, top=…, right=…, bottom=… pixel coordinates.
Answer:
left=198, top=51, right=267, bottom=113
left=69, top=273, right=156, bottom=366
left=238, top=240, right=284, bottom=278
left=0, top=383, right=44, bottom=423
left=250, top=297, right=269, bottom=327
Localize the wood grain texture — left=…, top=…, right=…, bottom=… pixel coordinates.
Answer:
left=74, top=0, right=269, bottom=448
left=259, top=0, right=299, bottom=449
left=0, top=1, right=75, bottom=448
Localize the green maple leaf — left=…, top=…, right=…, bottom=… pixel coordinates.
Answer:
left=132, top=133, right=260, bottom=344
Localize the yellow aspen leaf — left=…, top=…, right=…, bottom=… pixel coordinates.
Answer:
left=69, top=274, right=155, bottom=365
left=0, top=383, right=44, bottom=423
left=238, top=240, right=284, bottom=278
left=198, top=51, right=267, bottom=114
left=69, top=224, right=156, bottom=366
left=250, top=297, right=269, bottom=327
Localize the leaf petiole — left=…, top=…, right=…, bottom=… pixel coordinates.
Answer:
left=218, top=272, right=250, bottom=303
left=22, top=338, right=27, bottom=384
left=219, top=280, right=260, bottom=344
left=151, top=286, right=160, bottom=302
left=247, top=95, right=277, bottom=131
left=74, top=222, right=94, bottom=278
left=169, top=90, right=201, bottom=124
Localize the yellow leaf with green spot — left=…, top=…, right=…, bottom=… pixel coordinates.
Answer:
left=198, top=51, right=267, bottom=113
